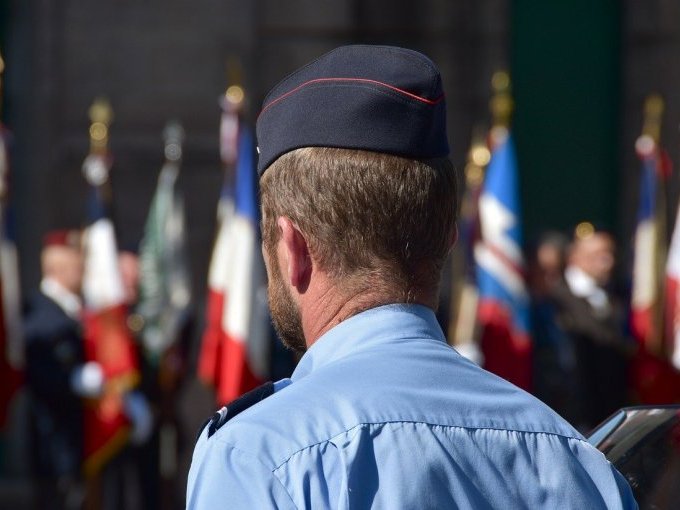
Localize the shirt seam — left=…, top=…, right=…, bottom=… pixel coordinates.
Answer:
left=271, top=420, right=587, bottom=471
left=218, top=442, right=299, bottom=510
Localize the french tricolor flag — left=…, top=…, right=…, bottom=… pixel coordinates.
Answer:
left=630, top=146, right=663, bottom=347
left=198, top=113, right=269, bottom=405
left=81, top=154, right=139, bottom=475
left=474, top=129, right=532, bottom=390
left=629, top=138, right=680, bottom=403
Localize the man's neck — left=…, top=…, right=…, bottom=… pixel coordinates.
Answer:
left=300, top=273, right=436, bottom=348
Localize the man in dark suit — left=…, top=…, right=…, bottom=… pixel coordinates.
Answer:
left=551, top=226, right=634, bottom=431
left=24, top=230, right=104, bottom=510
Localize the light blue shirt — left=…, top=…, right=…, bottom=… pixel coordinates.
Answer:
left=187, top=304, right=636, bottom=509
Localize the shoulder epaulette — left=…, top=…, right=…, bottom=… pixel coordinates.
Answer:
left=196, top=382, right=275, bottom=443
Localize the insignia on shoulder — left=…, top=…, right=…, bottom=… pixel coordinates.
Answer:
left=196, top=381, right=275, bottom=442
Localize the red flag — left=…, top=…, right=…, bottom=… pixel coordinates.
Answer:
left=81, top=153, right=139, bottom=476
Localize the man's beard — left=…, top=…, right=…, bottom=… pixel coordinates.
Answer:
left=266, top=250, right=307, bottom=354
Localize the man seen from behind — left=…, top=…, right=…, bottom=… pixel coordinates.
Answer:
left=187, top=45, right=637, bottom=509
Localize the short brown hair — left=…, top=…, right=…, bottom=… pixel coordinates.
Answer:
left=260, top=147, right=458, bottom=300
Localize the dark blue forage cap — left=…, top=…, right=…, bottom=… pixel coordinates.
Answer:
left=256, top=45, right=449, bottom=175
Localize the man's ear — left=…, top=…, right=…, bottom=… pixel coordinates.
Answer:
left=277, top=217, right=312, bottom=292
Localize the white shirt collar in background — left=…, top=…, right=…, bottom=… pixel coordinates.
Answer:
left=40, top=277, right=82, bottom=319
left=564, top=265, right=610, bottom=311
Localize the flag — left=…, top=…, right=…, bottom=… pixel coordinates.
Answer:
left=629, top=135, right=680, bottom=404
left=137, top=129, right=191, bottom=364
left=630, top=145, right=666, bottom=350
left=81, top=153, right=140, bottom=476
left=0, top=124, right=22, bottom=439
left=474, top=129, right=532, bottom=390
left=196, top=98, right=239, bottom=392
left=644, top=196, right=680, bottom=404
left=668, top=203, right=680, bottom=370
left=198, top=113, right=269, bottom=405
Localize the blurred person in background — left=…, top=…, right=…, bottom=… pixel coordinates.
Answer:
left=528, top=232, right=579, bottom=422
left=528, top=232, right=568, bottom=296
left=24, top=230, right=102, bottom=510
left=551, top=225, right=635, bottom=431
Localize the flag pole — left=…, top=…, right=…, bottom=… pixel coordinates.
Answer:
left=641, top=94, right=664, bottom=146
left=489, top=71, right=513, bottom=149
left=641, top=94, right=666, bottom=357
left=447, top=129, right=488, bottom=355
left=490, top=71, right=512, bottom=127
left=649, top=96, right=667, bottom=359
left=219, top=61, right=245, bottom=198
left=155, top=120, right=187, bottom=509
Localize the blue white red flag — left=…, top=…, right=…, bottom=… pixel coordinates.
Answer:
left=198, top=106, right=269, bottom=405
left=474, top=129, right=531, bottom=390
left=629, top=136, right=680, bottom=404
left=81, top=153, right=139, bottom=475
left=630, top=145, right=664, bottom=348
left=197, top=100, right=238, bottom=397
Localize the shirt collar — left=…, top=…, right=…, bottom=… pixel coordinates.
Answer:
left=40, top=277, right=82, bottom=319
left=291, top=303, right=445, bottom=381
left=564, top=265, right=609, bottom=310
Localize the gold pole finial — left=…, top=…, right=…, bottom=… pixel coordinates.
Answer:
left=465, top=126, right=490, bottom=189
left=642, top=93, right=664, bottom=145
left=490, top=71, right=513, bottom=129
left=222, top=57, right=245, bottom=112
left=225, top=85, right=245, bottom=106
left=635, top=93, right=664, bottom=157
left=575, top=221, right=595, bottom=240
left=88, top=98, right=113, bottom=154
left=226, top=56, right=242, bottom=88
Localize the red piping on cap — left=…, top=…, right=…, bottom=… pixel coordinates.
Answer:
left=260, top=77, right=445, bottom=117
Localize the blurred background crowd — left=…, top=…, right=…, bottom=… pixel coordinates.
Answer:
left=0, top=0, right=680, bottom=508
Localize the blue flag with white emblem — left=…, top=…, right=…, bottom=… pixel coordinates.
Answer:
left=474, top=131, right=531, bottom=390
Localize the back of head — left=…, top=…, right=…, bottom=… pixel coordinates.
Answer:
left=41, top=229, right=83, bottom=294
left=568, top=228, right=615, bottom=286
left=260, top=148, right=457, bottom=302
left=257, top=45, right=458, bottom=304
